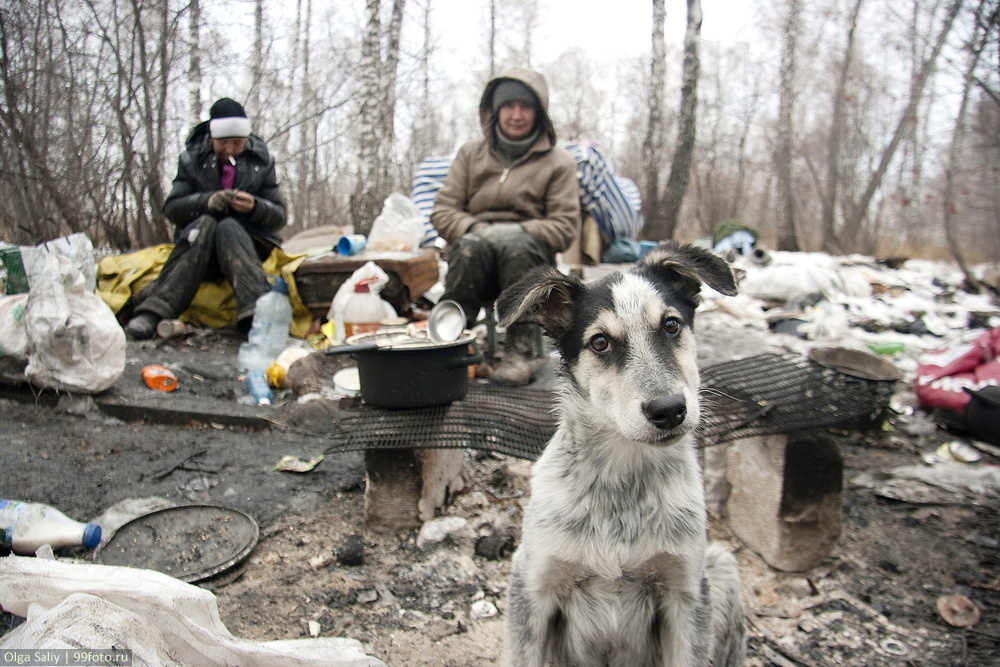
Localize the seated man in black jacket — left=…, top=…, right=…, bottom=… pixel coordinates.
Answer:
left=125, top=97, right=286, bottom=339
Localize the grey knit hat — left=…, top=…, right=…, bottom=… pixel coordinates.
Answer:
left=491, top=80, right=539, bottom=115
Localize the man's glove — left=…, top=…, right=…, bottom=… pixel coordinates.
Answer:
left=207, top=189, right=236, bottom=212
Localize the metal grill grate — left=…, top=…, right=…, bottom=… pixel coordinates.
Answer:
left=325, top=353, right=896, bottom=460
left=329, top=384, right=558, bottom=460
left=699, top=353, right=897, bottom=444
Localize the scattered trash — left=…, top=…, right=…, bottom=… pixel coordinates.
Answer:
left=156, top=319, right=188, bottom=339
left=308, top=620, right=322, bottom=637
left=470, top=599, right=498, bottom=619
left=932, top=440, right=982, bottom=464
left=95, top=504, right=259, bottom=583
left=272, top=454, right=325, bottom=473
left=416, top=516, right=467, bottom=549
left=0, top=499, right=102, bottom=555
left=336, top=534, right=366, bottom=566
left=0, top=557, right=386, bottom=665
left=936, top=594, right=980, bottom=628
left=142, top=364, right=178, bottom=392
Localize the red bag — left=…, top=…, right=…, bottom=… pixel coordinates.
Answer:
left=915, top=328, right=1000, bottom=413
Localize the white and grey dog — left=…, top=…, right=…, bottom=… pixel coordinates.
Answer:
left=496, top=242, right=745, bottom=667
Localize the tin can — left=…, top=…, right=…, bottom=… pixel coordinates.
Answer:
left=142, top=364, right=178, bottom=392
left=156, top=319, right=188, bottom=339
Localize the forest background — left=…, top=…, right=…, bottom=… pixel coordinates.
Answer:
left=1, top=0, right=997, bottom=275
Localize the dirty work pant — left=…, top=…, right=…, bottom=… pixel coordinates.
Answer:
left=441, top=223, right=554, bottom=328
left=134, top=215, right=272, bottom=322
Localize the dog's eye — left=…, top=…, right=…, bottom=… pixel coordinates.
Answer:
left=662, top=317, right=682, bottom=337
left=589, top=334, right=611, bottom=354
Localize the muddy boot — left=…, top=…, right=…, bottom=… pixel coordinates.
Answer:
left=492, top=323, right=541, bottom=387
left=125, top=312, right=159, bottom=340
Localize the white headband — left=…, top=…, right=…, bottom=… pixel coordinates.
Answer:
left=210, top=117, right=252, bottom=139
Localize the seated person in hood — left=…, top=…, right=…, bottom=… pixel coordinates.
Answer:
left=431, top=68, right=580, bottom=386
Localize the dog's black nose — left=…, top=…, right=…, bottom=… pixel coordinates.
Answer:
left=643, top=394, right=687, bottom=430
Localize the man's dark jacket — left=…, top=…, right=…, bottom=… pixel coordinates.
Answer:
left=163, top=121, right=286, bottom=247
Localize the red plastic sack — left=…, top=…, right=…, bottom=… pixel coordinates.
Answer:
left=916, top=328, right=1000, bottom=413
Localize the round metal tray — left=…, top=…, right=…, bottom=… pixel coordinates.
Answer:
left=95, top=504, right=259, bottom=583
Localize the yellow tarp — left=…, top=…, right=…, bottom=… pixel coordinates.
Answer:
left=97, top=245, right=313, bottom=338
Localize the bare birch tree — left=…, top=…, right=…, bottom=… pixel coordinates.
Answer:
left=659, top=0, right=702, bottom=239
left=641, top=0, right=667, bottom=238
left=819, top=0, right=864, bottom=251
left=838, top=0, right=964, bottom=250
left=351, top=0, right=406, bottom=235
left=188, top=0, right=201, bottom=122
left=774, top=0, right=801, bottom=251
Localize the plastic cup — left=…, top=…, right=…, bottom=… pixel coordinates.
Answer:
left=337, top=235, right=367, bottom=256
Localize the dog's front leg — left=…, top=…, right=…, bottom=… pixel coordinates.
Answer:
left=652, top=554, right=712, bottom=667
left=503, top=552, right=561, bottom=667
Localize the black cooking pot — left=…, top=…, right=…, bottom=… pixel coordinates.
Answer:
left=324, top=330, right=482, bottom=408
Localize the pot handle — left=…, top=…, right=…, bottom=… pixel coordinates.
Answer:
left=446, top=340, right=484, bottom=369
left=322, top=342, right=380, bottom=356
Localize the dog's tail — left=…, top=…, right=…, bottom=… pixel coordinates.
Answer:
left=705, top=541, right=746, bottom=667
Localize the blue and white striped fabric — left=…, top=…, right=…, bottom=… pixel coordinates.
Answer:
left=410, top=156, right=452, bottom=248
left=561, top=143, right=644, bottom=242
left=410, top=145, right=644, bottom=244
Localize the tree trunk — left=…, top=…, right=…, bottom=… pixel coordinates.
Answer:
left=660, top=0, right=702, bottom=239
left=641, top=0, right=667, bottom=239
left=943, top=0, right=990, bottom=293
left=188, top=0, right=201, bottom=123
left=820, top=0, right=864, bottom=253
left=774, top=0, right=801, bottom=251
left=841, top=0, right=964, bottom=247
left=351, top=0, right=406, bottom=235
left=250, top=0, right=264, bottom=113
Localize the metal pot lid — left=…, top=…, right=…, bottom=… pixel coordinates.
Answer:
left=427, top=300, right=467, bottom=343
left=346, top=327, right=475, bottom=350
left=95, top=504, right=259, bottom=583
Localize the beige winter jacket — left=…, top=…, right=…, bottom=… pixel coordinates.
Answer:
left=431, top=68, right=580, bottom=253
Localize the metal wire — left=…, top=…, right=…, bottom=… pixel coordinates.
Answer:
left=325, top=353, right=897, bottom=461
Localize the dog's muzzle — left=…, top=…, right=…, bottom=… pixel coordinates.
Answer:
left=642, top=394, right=687, bottom=430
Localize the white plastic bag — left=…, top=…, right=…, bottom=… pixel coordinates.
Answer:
left=0, top=294, right=29, bottom=358
left=23, top=244, right=125, bottom=392
left=325, top=261, right=396, bottom=342
left=367, top=193, right=426, bottom=252
left=21, top=232, right=97, bottom=292
left=0, top=556, right=386, bottom=666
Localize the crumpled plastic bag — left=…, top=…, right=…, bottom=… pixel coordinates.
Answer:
left=367, top=193, right=426, bottom=252
left=21, top=232, right=98, bottom=292
left=0, top=294, right=29, bottom=358
left=326, top=262, right=396, bottom=343
left=0, top=556, right=386, bottom=667
left=21, top=240, right=126, bottom=393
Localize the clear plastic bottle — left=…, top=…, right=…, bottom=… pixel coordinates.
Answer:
left=246, top=369, right=273, bottom=406
left=0, top=499, right=102, bottom=555
left=238, top=276, right=293, bottom=371
left=343, top=278, right=389, bottom=339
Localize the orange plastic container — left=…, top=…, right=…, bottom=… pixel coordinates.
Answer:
left=142, top=364, right=178, bottom=392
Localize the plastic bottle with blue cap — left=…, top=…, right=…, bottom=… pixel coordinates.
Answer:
left=0, top=499, right=102, bottom=555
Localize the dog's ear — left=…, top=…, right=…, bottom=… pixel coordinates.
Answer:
left=495, top=265, right=581, bottom=337
left=639, top=241, right=738, bottom=298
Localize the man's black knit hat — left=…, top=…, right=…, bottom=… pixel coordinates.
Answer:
left=209, top=98, right=251, bottom=139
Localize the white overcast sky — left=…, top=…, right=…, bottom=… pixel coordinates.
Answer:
left=431, top=0, right=758, bottom=64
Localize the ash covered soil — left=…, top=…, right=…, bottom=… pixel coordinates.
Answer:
left=1, top=324, right=998, bottom=666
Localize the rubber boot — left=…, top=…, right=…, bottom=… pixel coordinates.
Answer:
left=492, top=323, right=542, bottom=387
